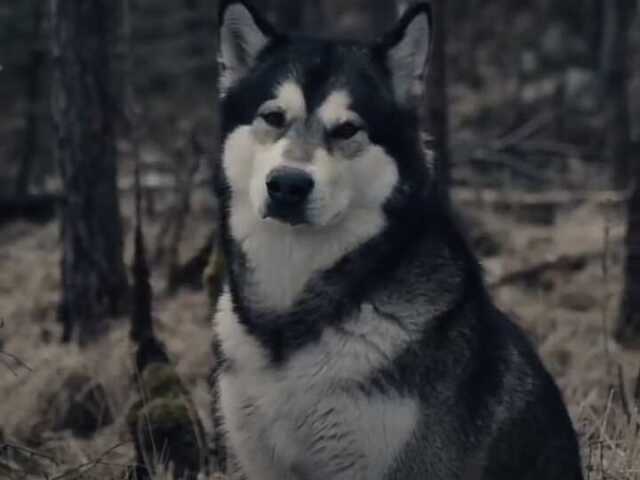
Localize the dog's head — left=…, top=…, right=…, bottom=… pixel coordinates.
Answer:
left=218, top=1, right=433, bottom=233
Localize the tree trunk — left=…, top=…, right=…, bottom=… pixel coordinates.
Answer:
left=599, top=0, right=636, bottom=189
left=587, top=0, right=604, bottom=63
left=424, top=0, right=450, bottom=198
left=50, top=0, right=129, bottom=344
left=616, top=142, right=640, bottom=348
left=15, top=1, right=46, bottom=196
left=184, top=0, right=218, bottom=81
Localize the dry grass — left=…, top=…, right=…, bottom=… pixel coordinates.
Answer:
left=1, top=191, right=639, bottom=479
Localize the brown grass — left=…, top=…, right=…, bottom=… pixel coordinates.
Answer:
left=1, top=191, right=639, bottom=479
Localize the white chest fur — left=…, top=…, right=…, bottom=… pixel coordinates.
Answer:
left=215, top=293, right=419, bottom=480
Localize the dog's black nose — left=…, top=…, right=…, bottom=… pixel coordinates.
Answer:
left=266, top=167, right=313, bottom=207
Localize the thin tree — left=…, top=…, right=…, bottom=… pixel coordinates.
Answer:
left=616, top=146, right=640, bottom=348
left=50, top=0, right=129, bottom=343
left=423, top=0, right=450, bottom=198
left=599, top=0, right=636, bottom=189
left=608, top=0, right=640, bottom=348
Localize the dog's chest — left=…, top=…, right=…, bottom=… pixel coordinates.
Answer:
left=215, top=294, right=419, bottom=480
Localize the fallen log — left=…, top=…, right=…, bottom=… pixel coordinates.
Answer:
left=454, top=188, right=626, bottom=225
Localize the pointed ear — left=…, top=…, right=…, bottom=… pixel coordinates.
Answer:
left=218, top=1, right=279, bottom=94
left=375, top=3, right=432, bottom=106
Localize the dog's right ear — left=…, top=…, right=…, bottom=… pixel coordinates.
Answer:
left=218, top=1, right=279, bottom=94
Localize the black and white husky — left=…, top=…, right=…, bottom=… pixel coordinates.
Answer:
left=213, top=1, right=583, bottom=479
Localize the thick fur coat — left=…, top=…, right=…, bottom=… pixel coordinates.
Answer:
left=212, top=2, right=584, bottom=479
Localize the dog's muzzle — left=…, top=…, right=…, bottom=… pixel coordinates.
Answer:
left=265, top=166, right=313, bottom=225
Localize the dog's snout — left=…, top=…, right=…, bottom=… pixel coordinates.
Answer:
left=266, top=167, right=313, bottom=207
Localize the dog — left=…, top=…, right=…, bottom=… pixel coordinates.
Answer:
left=212, top=1, right=584, bottom=478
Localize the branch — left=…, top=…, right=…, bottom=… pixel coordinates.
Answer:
left=489, top=252, right=598, bottom=289
left=490, top=112, right=555, bottom=151
left=469, top=151, right=551, bottom=185
left=454, top=188, right=628, bottom=209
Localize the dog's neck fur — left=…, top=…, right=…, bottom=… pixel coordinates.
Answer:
left=218, top=184, right=476, bottom=364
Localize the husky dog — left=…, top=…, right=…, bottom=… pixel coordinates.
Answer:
left=213, top=1, right=583, bottom=479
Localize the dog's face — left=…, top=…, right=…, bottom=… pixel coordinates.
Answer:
left=218, top=2, right=432, bottom=231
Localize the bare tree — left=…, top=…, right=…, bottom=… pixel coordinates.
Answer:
left=608, top=0, right=639, bottom=347
left=50, top=0, right=129, bottom=343
left=616, top=141, right=640, bottom=348
left=424, top=0, right=450, bottom=196
left=599, top=0, right=636, bottom=189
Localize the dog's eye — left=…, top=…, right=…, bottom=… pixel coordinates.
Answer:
left=261, top=111, right=286, bottom=129
left=330, top=121, right=361, bottom=140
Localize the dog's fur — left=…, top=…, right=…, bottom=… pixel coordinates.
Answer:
left=213, top=2, right=583, bottom=479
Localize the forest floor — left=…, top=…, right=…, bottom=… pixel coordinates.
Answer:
left=1, top=0, right=640, bottom=477
left=1, top=184, right=639, bottom=479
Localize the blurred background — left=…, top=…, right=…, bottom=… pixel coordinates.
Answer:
left=1, top=1, right=640, bottom=479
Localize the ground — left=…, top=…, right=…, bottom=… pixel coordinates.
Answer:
left=1, top=186, right=639, bottom=479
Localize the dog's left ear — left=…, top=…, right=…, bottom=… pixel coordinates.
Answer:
left=218, top=1, right=280, bottom=94
left=375, top=3, right=432, bottom=106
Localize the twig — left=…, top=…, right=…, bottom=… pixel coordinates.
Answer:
left=512, top=139, right=581, bottom=158
left=49, top=442, right=128, bottom=480
left=0, top=350, right=33, bottom=376
left=0, top=357, right=18, bottom=377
